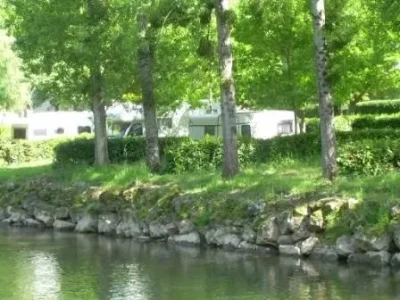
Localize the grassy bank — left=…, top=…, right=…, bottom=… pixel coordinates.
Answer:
left=1, top=159, right=399, bottom=237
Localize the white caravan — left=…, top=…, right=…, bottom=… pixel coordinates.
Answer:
left=188, top=102, right=296, bottom=140
left=9, top=111, right=93, bottom=140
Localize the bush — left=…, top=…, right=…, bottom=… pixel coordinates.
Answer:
left=0, top=139, right=62, bottom=164
left=305, top=116, right=354, bottom=133
left=352, top=114, right=400, bottom=130
left=355, top=99, right=400, bottom=115
left=0, top=126, right=11, bottom=139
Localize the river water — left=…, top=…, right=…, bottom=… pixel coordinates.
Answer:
left=0, top=226, right=399, bottom=300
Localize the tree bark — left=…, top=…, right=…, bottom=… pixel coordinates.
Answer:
left=137, top=12, right=161, bottom=173
left=215, top=0, right=239, bottom=178
left=91, top=71, right=109, bottom=166
left=311, top=0, right=337, bottom=181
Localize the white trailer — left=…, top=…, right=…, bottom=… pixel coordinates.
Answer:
left=189, top=109, right=296, bottom=140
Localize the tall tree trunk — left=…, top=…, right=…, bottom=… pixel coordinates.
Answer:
left=137, top=12, right=161, bottom=173
left=311, top=0, right=337, bottom=181
left=91, top=71, right=109, bottom=166
left=215, top=0, right=239, bottom=178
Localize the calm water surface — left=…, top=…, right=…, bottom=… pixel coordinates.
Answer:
left=1, top=225, right=400, bottom=300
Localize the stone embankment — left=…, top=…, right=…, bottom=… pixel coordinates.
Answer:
left=1, top=180, right=400, bottom=269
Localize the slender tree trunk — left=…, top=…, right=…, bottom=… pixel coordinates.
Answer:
left=91, top=71, right=109, bottom=166
left=215, top=0, right=239, bottom=178
left=311, top=0, right=337, bottom=181
left=137, top=12, right=161, bottom=173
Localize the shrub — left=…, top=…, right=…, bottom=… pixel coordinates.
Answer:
left=306, top=116, right=354, bottom=133
left=352, top=114, right=400, bottom=130
left=0, top=126, right=11, bottom=139
left=355, top=99, right=400, bottom=115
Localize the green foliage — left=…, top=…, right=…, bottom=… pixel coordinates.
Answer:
left=0, top=125, right=10, bottom=139
left=352, top=114, right=400, bottom=130
left=354, top=99, right=400, bottom=115
left=337, top=138, right=400, bottom=176
left=0, top=138, right=62, bottom=164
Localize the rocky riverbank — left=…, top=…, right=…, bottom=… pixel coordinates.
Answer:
left=2, top=179, right=400, bottom=269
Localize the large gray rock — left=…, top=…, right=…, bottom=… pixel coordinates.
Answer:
left=242, top=225, right=256, bottom=243
left=247, top=200, right=266, bottom=217
left=5, top=207, right=28, bottom=225
left=53, top=220, right=76, bottom=231
left=54, top=207, right=69, bottom=220
left=220, top=234, right=242, bottom=249
left=279, top=245, right=301, bottom=257
left=349, top=251, right=390, bottom=267
left=355, top=232, right=390, bottom=252
left=98, top=213, right=118, bottom=235
left=256, top=218, right=280, bottom=246
left=392, top=225, right=400, bottom=250
left=292, top=224, right=311, bottom=243
left=75, top=214, right=98, bottom=233
left=205, top=227, right=229, bottom=246
left=238, top=241, right=277, bottom=254
left=300, top=236, right=319, bottom=256
left=390, top=253, right=400, bottom=268
left=21, top=194, right=39, bottom=216
left=69, top=208, right=85, bottom=224
left=310, top=245, right=338, bottom=262
left=168, top=232, right=201, bottom=246
left=116, top=210, right=142, bottom=237
left=277, top=211, right=302, bottom=234
left=278, top=235, right=294, bottom=245
left=34, top=207, right=54, bottom=227
left=149, top=222, right=178, bottom=239
left=308, top=210, right=325, bottom=232
left=178, top=220, right=195, bottom=234
left=24, top=218, right=43, bottom=228
left=336, top=235, right=357, bottom=257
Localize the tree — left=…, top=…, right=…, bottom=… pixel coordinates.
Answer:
left=311, top=0, right=337, bottom=181
left=215, top=0, right=239, bottom=177
left=7, top=0, right=137, bottom=165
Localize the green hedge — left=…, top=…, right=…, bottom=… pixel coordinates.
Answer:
left=306, top=116, right=354, bottom=133
left=0, top=126, right=11, bottom=139
left=351, top=115, right=400, bottom=130
left=54, top=129, right=400, bottom=175
left=355, top=99, right=400, bottom=115
left=0, top=139, right=63, bottom=164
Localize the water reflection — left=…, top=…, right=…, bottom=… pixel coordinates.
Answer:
left=1, top=226, right=400, bottom=300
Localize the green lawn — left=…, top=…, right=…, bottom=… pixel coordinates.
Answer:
left=2, top=159, right=399, bottom=236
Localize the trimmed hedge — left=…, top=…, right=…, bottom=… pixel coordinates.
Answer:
left=355, top=99, right=400, bottom=115
left=306, top=116, right=354, bottom=133
left=54, top=129, right=400, bottom=175
left=352, top=115, right=400, bottom=130
left=0, top=139, right=63, bottom=165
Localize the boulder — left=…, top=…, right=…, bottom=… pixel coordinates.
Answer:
left=354, top=231, right=390, bottom=252
left=310, top=245, right=338, bottom=262
left=294, top=205, right=309, bottom=216
left=141, top=222, right=150, bottom=236
left=392, top=225, right=400, bottom=250
left=390, top=253, right=400, bottom=268
left=116, top=210, right=142, bottom=237
left=349, top=251, right=390, bottom=267
left=277, top=235, right=294, bottom=245
left=75, top=214, right=98, bottom=233
left=69, top=208, right=86, bottom=224
left=247, top=200, right=266, bottom=217
left=34, top=208, right=54, bottom=227
left=242, top=225, right=256, bottom=243
left=149, top=222, right=178, bottom=239
left=53, top=220, right=76, bottom=231
left=238, top=241, right=277, bottom=254
left=24, top=218, right=43, bottom=228
left=54, top=207, right=69, bottom=220
left=178, top=220, right=195, bottom=234
left=279, top=245, right=301, bottom=257
left=220, top=234, right=242, bottom=249
left=21, top=193, right=40, bottom=216
left=277, top=211, right=303, bottom=235
left=336, top=235, right=357, bottom=257
left=308, top=210, right=324, bottom=232
left=256, top=218, right=280, bottom=246
left=300, top=236, right=319, bottom=256
left=5, top=207, right=28, bottom=225
left=390, top=205, right=400, bottom=219
left=205, top=226, right=229, bottom=246
left=292, top=220, right=311, bottom=243
left=168, top=232, right=202, bottom=246
left=98, top=213, right=119, bottom=235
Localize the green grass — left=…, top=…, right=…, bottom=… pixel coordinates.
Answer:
left=2, top=158, right=400, bottom=235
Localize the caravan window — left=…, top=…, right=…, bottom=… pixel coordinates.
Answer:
left=158, top=118, right=172, bottom=129
left=278, top=121, right=293, bottom=135
left=241, top=125, right=251, bottom=138
left=55, top=127, right=65, bottom=134
left=13, top=128, right=27, bottom=139
left=204, top=125, right=216, bottom=136
left=128, top=123, right=143, bottom=136
left=78, top=126, right=91, bottom=134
